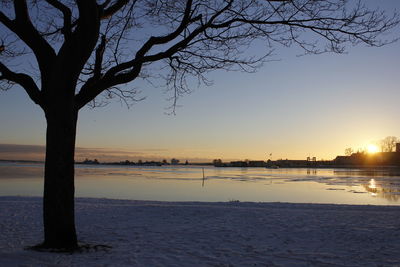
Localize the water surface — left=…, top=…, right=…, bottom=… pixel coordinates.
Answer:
left=1, top=162, right=400, bottom=205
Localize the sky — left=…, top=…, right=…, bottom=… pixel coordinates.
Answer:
left=1, top=1, right=400, bottom=163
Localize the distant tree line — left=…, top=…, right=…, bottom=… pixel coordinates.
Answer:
left=78, top=158, right=190, bottom=166
left=344, top=136, right=399, bottom=155
left=380, top=136, right=399, bottom=152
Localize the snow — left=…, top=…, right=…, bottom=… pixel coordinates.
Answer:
left=1, top=196, right=400, bottom=266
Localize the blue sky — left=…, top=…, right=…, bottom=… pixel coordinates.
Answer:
left=0, top=1, right=399, bottom=162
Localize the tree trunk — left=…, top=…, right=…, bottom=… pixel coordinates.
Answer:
left=42, top=105, right=78, bottom=249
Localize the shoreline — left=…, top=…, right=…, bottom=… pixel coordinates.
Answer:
left=2, top=159, right=400, bottom=169
left=3, top=195, right=400, bottom=207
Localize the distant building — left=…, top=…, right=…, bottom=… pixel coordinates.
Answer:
left=230, top=161, right=248, bottom=167
left=120, top=160, right=134, bottom=165
left=276, top=159, right=312, bottom=167
left=82, top=158, right=99, bottom=164
left=171, top=158, right=180, bottom=165
left=248, top=161, right=266, bottom=167
left=213, top=159, right=223, bottom=167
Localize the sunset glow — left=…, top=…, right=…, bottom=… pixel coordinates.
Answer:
left=367, top=144, right=379, bottom=154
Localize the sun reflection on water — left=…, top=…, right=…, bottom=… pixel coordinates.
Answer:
left=361, top=177, right=400, bottom=201
left=367, top=179, right=378, bottom=196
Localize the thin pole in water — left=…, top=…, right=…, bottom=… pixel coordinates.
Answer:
left=202, top=167, right=205, bottom=187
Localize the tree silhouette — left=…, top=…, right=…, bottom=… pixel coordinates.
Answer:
left=1, top=0, right=398, bottom=250
left=380, top=136, right=399, bottom=152
left=345, top=148, right=354, bottom=156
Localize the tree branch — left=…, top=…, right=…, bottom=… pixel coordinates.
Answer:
left=100, top=0, right=131, bottom=19
left=105, top=0, right=196, bottom=77
left=140, top=1, right=236, bottom=63
left=44, top=0, right=73, bottom=39
left=0, top=0, right=56, bottom=80
left=0, top=62, right=43, bottom=106
left=76, top=0, right=197, bottom=108
left=94, top=35, right=107, bottom=80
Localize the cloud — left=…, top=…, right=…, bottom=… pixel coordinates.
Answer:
left=75, top=147, right=145, bottom=155
left=0, top=144, right=45, bottom=154
left=0, top=144, right=45, bottom=161
left=0, top=144, right=211, bottom=163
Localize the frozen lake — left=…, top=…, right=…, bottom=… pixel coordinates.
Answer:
left=1, top=162, right=400, bottom=205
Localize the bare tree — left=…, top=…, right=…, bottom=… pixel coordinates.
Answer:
left=380, top=136, right=399, bottom=152
left=345, top=147, right=353, bottom=156
left=1, top=0, right=398, bottom=250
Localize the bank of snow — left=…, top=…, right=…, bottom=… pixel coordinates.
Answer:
left=1, top=197, right=400, bottom=266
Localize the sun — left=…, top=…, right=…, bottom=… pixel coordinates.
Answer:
left=367, top=144, right=379, bottom=154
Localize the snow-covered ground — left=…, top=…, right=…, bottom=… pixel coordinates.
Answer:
left=1, top=197, right=400, bottom=266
